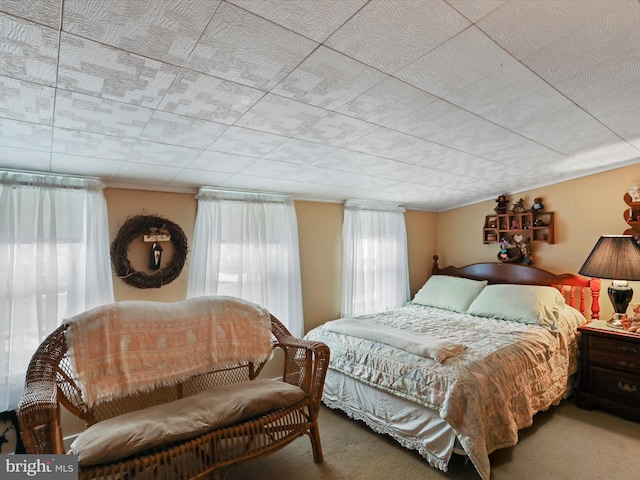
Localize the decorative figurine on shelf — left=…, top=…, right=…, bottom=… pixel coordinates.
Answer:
left=494, top=194, right=509, bottom=214
left=520, top=238, right=533, bottom=265
left=149, top=241, right=163, bottom=270
left=498, top=238, right=510, bottom=260
left=531, top=197, right=544, bottom=212
left=511, top=198, right=528, bottom=214
left=629, top=184, right=640, bottom=203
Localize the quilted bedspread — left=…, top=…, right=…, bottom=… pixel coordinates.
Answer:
left=304, top=303, right=585, bottom=480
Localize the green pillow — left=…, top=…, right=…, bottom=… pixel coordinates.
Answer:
left=412, top=275, right=488, bottom=313
left=467, top=284, right=565, bottom=331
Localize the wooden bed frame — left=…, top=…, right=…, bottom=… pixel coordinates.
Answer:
left=432, top=255, right=601, bottom=319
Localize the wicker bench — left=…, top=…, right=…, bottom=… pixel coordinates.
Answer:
left=17, top=296, right=330, bottom=480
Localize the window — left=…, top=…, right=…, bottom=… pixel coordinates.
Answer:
left=341, top=200, right=409, bottom=317
left=187, top=189, right=304, bottom=337
left=0, top=172, right=113, bottom=412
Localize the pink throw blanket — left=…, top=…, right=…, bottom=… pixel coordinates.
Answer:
left=66, top=296, right=273, bottom=407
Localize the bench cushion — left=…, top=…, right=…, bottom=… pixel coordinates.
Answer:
left=70, top=379, right=306, bottom=466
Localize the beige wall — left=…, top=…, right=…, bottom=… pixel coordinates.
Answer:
left=436, top=163, right=640, bottom=320
left=105, top=188, right=197, bottom=302
left=105, top=164, right=640, bottom=325
left=104, top=191, right=436, bottom=333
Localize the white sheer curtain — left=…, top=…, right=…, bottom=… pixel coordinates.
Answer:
left=187, top=189, right=304, bottom=337
left=341, top=200, right=410, bottom=317
left=0, top=171, right=114, bottom=412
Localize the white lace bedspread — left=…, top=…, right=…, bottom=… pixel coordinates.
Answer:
left=304, top=303, right=585, bottom=480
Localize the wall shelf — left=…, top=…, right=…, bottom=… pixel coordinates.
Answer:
left=623, top=193, right=640, bottom=236
left=483, top=211, right=554, bottom=245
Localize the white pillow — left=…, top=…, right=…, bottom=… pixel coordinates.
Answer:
left=412, top=275, right=488, bottom=313
left=467, top=284, right=565, bottom=331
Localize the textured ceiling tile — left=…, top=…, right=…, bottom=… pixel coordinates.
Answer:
left=297, top=148, right=395, bottom=174
left=116, top=161, right=184, bottom=185
left=237, top=158, right=311, bottom=179
left=417, top=151, right=507, bottom=178
left=0, top=14, right=58, bottom=86
left=0, top=0, right=62, bottom=28
left=241, top=159, right=400, bottom=192
left=51, top=153, right=123, bottom=177
left=567, top=134, right=639, bottom=164
left=478, top=0, right=629, bottom=61
left=521, top=3, right=640, bottom=84
left=480, top=87, right=576, bottom=135
left=169, top=168, right=233, bottom=188
left=62, top=0, right=220, bottom=65
left=326, top=0, right=470, bottom=73
left=235, top=94, right=329, bottom=137
left=264, top=138, right=338, bottom=164
left=336, top=172, right=409, bottom=191
left=492, top=97, right=634, bottom=159
left=54, top=90, right=154, bottom=138
left=381, top=137, right=455, bottom=164
left=2, top=0, right=639, bottom=211
left=228, top=0, right=367, bottom=42
left=58, top=34, right=180, bottom=108
left=379, top=162, right=476, bottom=188
left=396, top=27, right=513, bottom=98
left=337, top=77, right=437, bottom=126
left=0, top=145, right=51, bottom=171
left=272, top=46, right=386, bottom=110
left=0, top=118, right=52, bottom=150
left=392, top=100, right=473, bottom=140
left=296, top=112, right=379, bottom=147
left=220, top=173, right=358, bottom=199
left=188, top=151, right=256, bottom=173
left=140, top=111, right=228, bottom=149
left=445, top=0, right=506, bottom=23
left=158, top=70, right=264, bottom=124
left=207, top=126, right=287, bottom=157
left=52, top=127, right=135, bottom=160
left=395, top=140, right=476, bottom=168
left=518, top=157, right=591, bottom=177
left=444, top=62, right=548, bottom=117
left=126, top=140, right=202, bottom=167
left=0, top=75, right=54, bottom=124
left=582, top=86, right=640, bottom=150
left=186, top=2, right=317, bottom=90
left=556, top=55, right=640, bottom=114
left=367, top=161, right=427, bottom=184
left=426, top=117, right=530, bottom=160
left=0, top=0, right=62, bottom=29
left=340, top=126, right=433, bottom=159
left=499, top=144, right=565, bottom=167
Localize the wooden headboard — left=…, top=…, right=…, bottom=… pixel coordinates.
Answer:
left=431, top=255, right=601, bottom=320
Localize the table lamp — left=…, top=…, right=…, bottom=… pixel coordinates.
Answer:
left=579, top=235, right=640, bottom=328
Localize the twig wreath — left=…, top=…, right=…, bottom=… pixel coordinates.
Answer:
left=110, top=214, right=188, bottom=289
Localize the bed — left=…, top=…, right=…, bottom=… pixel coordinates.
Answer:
left=304, top=257, right=600, bottom=480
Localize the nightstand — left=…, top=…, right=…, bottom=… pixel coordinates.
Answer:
left=576, top=322, right=640, bottom=421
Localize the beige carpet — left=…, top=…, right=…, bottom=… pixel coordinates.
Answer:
left=228, top=398, right=640, bottom=480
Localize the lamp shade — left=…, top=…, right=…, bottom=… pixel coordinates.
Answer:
left=579, top=235, right=640, bottom=280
